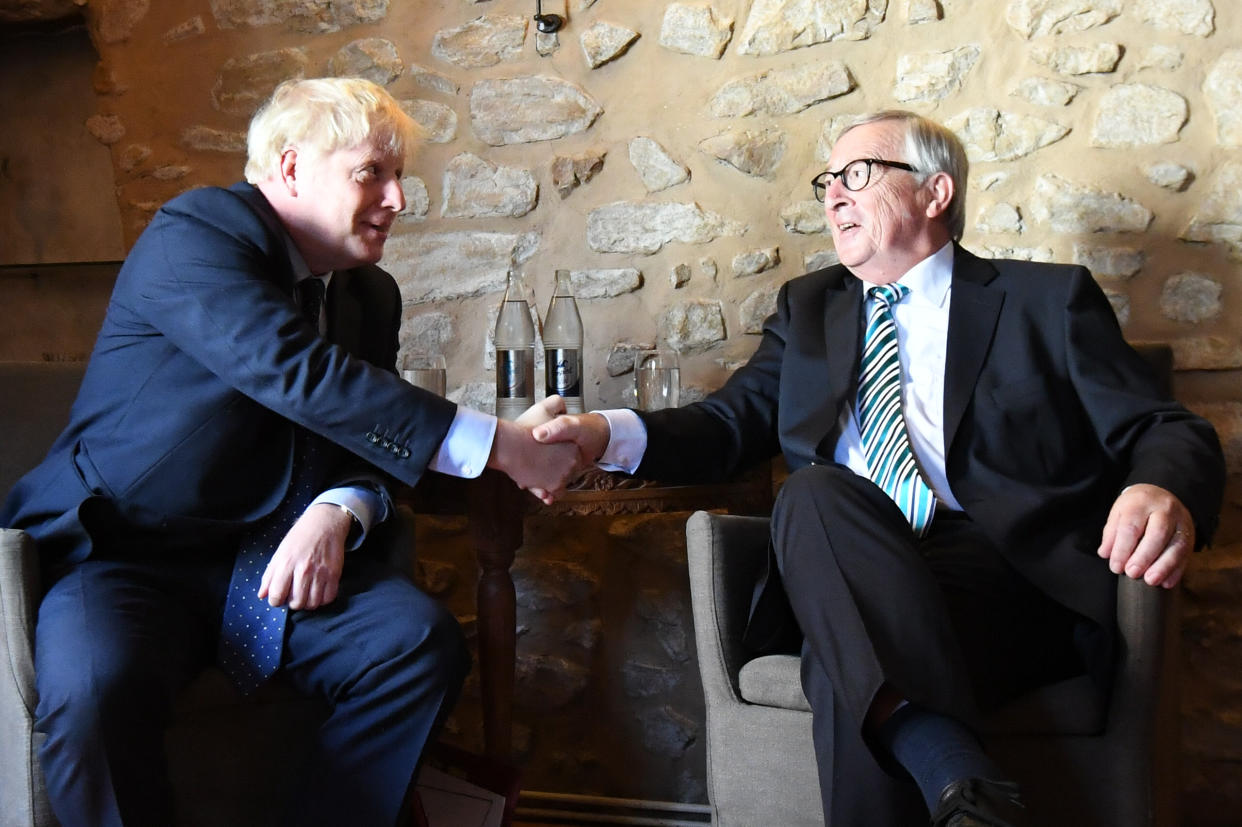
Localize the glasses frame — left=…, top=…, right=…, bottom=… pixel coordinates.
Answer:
left=811, top=158, right=919, bottom=202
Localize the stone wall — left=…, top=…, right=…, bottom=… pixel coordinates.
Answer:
left=0, top=24, right=125, bottom=264
left=3, top=0, right=1242, bottom=820
left=52, top=0, right=1242, bottom=409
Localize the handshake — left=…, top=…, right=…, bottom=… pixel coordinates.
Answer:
left=487, top=395, right=614, bottom=504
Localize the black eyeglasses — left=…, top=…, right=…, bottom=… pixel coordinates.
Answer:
left=811, top=158, right=919, bottom=201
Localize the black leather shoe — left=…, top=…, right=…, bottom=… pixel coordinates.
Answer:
left=929, top=778, right=1030, bottom=827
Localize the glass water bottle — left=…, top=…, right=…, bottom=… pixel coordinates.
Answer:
left=494, top=270, right=536, bottom=420
left=543, top=269, right=584, bottom=414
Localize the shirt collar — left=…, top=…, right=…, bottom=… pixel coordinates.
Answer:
left=860, top=242, right=954, bottom=308
left=284, top=234, right=333, bottom=287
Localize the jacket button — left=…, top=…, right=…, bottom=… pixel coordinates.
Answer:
left=399, top=448, right=410, bottom=459
left=366, top=431, right=379, bottom=444
left=389, top=444, right=400, bottom=455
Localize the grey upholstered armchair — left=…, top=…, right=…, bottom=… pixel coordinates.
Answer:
left=684, top=343, right=1182, bottom=827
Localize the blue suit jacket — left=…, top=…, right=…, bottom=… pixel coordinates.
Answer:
left=2, top=183, right=457, bottom=566
left=636, top=245, right=1224, bottom=634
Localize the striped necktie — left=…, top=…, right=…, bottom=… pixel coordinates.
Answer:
left=858, top=283, right=937, bottom=537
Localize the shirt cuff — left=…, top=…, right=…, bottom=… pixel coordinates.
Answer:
left=428, top=405, right=497, bottom=479
left=312, top=485, right=382, bottom=551
left=596, top=408, right=646, bottom=475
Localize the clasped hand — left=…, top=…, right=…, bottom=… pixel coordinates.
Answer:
left=488, top=396, right=599, bottom=504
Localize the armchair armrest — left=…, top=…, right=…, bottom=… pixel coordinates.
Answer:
left=1113, top=574, right=1169, bottom=712
left=1101, top=574, right=1179, bottom=826
left=1, top=527, right=47, bottom=827
left=1, top=528, right=39, bottom=715
left=686, top=511, right=772, bottom=703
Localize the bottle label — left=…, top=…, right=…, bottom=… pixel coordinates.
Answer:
left=496, top=349, right=532, bottom=399
left=545, top=348, right=582, bottom=397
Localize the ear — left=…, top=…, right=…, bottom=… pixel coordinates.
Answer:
left=922, top=171, right=955, bottom=220
left=277, top=148, right=299, bottom=196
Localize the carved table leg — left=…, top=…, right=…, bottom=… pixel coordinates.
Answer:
left=467, top=470, right=524, bottom=758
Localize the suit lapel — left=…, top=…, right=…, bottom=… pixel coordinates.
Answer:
left=943, top=246, right=1003, bottom=452
left=327, top=269, right=363, bottom=352
left=814, top=269, right=863, bottom=458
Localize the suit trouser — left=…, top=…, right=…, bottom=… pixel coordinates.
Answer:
left=33, top=546, right=469, bottom=827
left=769, top=464, right=1085, bottom=827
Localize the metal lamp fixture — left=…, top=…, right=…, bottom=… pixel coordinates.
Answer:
left=534, top=0, right=563, bottom=33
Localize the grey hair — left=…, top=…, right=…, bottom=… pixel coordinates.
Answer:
left=840, top=110, right=969, bottom=240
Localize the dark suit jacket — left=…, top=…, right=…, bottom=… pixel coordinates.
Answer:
left=2, top=183, right=457, bottom=567
left=636, top=245, right=1224, bottom=635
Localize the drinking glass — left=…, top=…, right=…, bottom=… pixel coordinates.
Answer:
left=400, top=352, right=447, bottom=396
left=634, top=350, right=680, bottom=411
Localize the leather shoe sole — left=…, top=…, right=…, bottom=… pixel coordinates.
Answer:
left=930, top=777, right=1031, bottom=827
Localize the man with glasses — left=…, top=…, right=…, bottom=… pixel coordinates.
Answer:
left=533, top=110, right=1224, bottom=826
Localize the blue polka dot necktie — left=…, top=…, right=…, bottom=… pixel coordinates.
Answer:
left=858, top=283, right=937, bottom=537
left=218, top=278, right=327, bottom=695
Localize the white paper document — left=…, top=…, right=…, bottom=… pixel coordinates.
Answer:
left=416, top=765, right=506, bottom=827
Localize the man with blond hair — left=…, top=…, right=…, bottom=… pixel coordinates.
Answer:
left=2, top=77, right=577, bottom=826
left=536, top=110, right=1224, bottom=825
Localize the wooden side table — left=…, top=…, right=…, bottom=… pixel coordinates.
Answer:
left=404, top=462, right=773, bottom=759
left=402, top=469, right=521, bottom=758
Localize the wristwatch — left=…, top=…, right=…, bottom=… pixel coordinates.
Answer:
left=338, top=504, right=363, bottom=545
